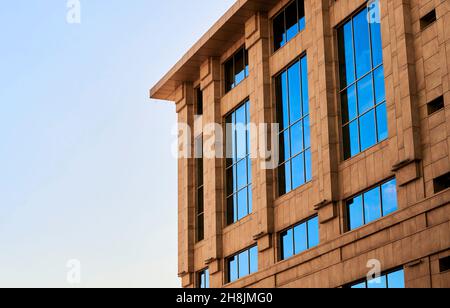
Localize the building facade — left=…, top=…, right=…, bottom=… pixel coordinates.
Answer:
left=150, top=0, right=450, bottom=288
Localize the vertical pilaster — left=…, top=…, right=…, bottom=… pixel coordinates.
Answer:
left=384, top=0, right=424, bottom=206
left=175, top=82, right=195, bottom=287
left=245, top=12, right=275, bottom=269
left=310, top=0, right=341, bottom=241
left=200, top=57, right=224, bottom=287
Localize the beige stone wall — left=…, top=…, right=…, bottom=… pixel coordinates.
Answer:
left=173, top=0, right=450, bottom=288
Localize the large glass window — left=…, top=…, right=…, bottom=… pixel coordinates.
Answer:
left=227, top=246, right=258, bottom=283
left=197, top=269, right=210, bottom=289
left=195, top=88, right=204, bottom=242
left=224, top=47, right=249, bottom=93
left=338, top=2, right=388, bottom=160
left=273, top=0, right=305, bottom=51
left=349, top=268, right=405, bottom=288
left=280, top=216, right=319, bottom=260
left=276, top=56, right=311, bottom=196
left=347, top=179, right=398, bottom=231
left=225, top=101, right=252, bottom=225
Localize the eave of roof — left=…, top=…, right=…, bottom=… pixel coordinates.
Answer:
left=150, top=0, right=276, bottom=102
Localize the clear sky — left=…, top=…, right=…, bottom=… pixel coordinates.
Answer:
left=0, top=0, right=235, bottom=288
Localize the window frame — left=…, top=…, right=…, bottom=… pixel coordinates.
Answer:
left=345, top=178, right=398, bottom=232
left=271, top=0, right=306, bottom=53
left=347, top=267, right=405, bottom=289
left=196, top=268, right=210, bottom=289
left=279, top=215, right=320, bottom=261
left=225, top=245, right=258, bottom=284
left=224, top=100, right=253, bottom=226
left=223, top=46, right=249, bottom=94
left=274, top=54, right=312, bottom=197
left=194, top=87, right=205, bottom=243
left=336, top=3, right=388, bottom=161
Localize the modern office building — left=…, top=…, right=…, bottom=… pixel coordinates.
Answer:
left=150, top=0, right=450, bottom=288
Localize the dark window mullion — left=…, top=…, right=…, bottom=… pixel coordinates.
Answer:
left=378, top=186, right=383, bottom=219
left=237, top=253, right=241, bottom=279
left=283, top=10, right=287, bottom=46
left=248, top=249, right=251, bottom=275
left=362, top=191, right=366, bottom=225
left=292, top=226, right=296, bottom=256
left=305, top=219, right=310, bottom=249
left=233, top=54, right=236, bottom=89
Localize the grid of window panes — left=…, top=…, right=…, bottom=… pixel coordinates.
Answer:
left=273, top=0, right=305, bottom=51
left=350, top=268, right=405, bottom=288
left=225, top=101, right=252, bottom=225
left=276, top=56, right=311, bottom=196
left=347, top=179, right=398, bottom=231
left=195, top=88, right=204, bottom=242
left=338, top=3, right=388, bottom=160
left=224, top=47, right=249, bottom=93
left=227, top=246, right=258, bottom=283
left=197, top=269, right=210, bottom=289
left=280, top=216, right=319, bottom=261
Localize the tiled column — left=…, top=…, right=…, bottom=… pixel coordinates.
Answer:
left=200, top=57, right=224, bottom=287
left=309, top=0, right=341, bottom=241
left=383, top=0, right=424, bottom=205
left=175, top=82, right=195, bottom=287
left=245, top=12, right=276, bottom=268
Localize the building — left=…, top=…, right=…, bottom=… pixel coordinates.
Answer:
left=150, top=0, right=450, bottom=288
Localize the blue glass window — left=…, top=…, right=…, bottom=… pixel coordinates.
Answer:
left=227, top=246, right=258, bottom=283
left=197, top=269, right=210, bottom=289
left=224, top=47, right=249, bottom=93
left=349, top=268, right=405, bottom=288
left=338, top=2, right=388, bottom=160
left=276, top=56, right=312, bottom=196
left=347, top=179, right=398, bottom=231
left=273, top=0, right=305, bottom=51
left=226, top=101, right=252, bottom=225
left=280, top=216, right=319, bottom=260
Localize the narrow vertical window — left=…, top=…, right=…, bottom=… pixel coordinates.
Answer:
left=226, top=246, right=258, bottom=283
left=195, top=88, right=204, bottom=242
left=280, top=216, right=319, bottom=260
left=349, top=268, right=405, bottom=288
left=197, top=269, right=210, bottom=289
left=338, top=2, right=388, bottom=160
left=226, top=101, right=252, bottom=225
left=276, top=56, right=311, bottom=196
left=224, top=47, right=249, bottom=93
left=273, top=0, right=305, bottom=52
left=347, top=179, right=398, bottom=231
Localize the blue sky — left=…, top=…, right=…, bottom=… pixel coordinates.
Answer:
left=0, top=0, right=234, bottom=287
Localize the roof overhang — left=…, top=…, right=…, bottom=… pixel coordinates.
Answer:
left=150, top=0, right=276, bottom=102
